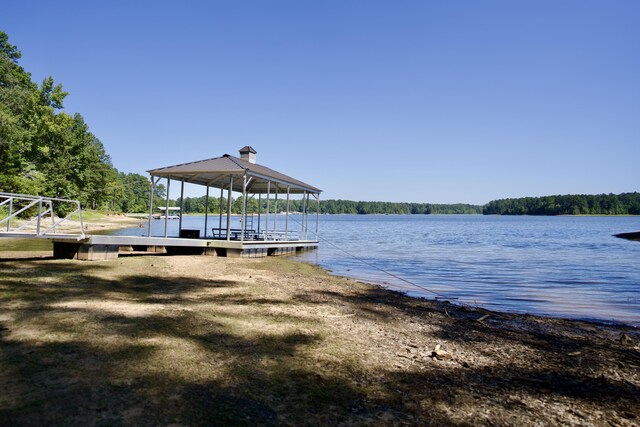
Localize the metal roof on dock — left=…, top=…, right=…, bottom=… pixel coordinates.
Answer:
left=147, top=153, right=321, bottom=194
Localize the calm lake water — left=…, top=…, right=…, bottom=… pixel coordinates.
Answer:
left=117, top=215, right=640, bottom=326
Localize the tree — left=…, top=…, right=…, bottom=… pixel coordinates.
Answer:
left=0, top=30, right=128, bottom=216
left=118, top=173, right=150, bottom=213
left=483, top=193, right=640, bottom=216
left=0, top=32, right=21, bottom=63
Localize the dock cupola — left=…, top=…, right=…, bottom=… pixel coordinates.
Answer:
left=239, top=146, right=257, bottom=164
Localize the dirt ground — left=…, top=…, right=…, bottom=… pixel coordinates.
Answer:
left=0, top=253, right=639, bottom=426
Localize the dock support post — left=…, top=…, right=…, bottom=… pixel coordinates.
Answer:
left=285, top=186, right=290, bottom=240
left=305, top=192, right=310, bottom=240
left=204, top=186, right=209, bottom=238
left=301, top=191, right=306, bottom=238
left=257, top=193, right=261, bottom=234
left=274, top=184, right=278, bottom=234
left=316, top=193, right=320, bottom=239
left=241, top=173, right=247, bottom=242
left=164, top=178, right=171, bottom=238
left=218, top=186, right=224, bottom=237
left=226, top=175, right=233, bottom=241
left=265, top=181, right=271, bottom=240
left=178, top=180, right=184, bottom=233
left=147, top=177, right=155, bottom=237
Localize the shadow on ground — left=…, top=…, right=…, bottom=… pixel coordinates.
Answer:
left=0, top=257, right=638, bottom=425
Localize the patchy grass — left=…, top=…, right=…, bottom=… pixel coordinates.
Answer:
left=0, top=237, right=52, bottom=252
left=0, top=255, right=639, bottom=426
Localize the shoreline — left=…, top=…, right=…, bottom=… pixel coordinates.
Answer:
left=309, top=261, right=640, bottom=328
left=0, top=253, right=638, bottom=424
left=344, top=276, right=638, bottom=329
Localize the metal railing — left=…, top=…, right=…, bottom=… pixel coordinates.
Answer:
left=210, top=227, right=301, bottom=241
left=0, top=192, right=85, bottom=238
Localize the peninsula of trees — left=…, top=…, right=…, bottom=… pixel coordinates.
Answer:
left=483, top=193, right=640, bottom=216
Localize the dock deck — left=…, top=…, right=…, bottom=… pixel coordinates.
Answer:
left=51, top=234, right=318, bottom=260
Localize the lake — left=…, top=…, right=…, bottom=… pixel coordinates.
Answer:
left=116, top=214, right=640, bottom=326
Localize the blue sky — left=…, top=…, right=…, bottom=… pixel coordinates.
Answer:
left=3, top=0, right=639, bottom=204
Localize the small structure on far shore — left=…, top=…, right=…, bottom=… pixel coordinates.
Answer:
left=152, top=207, right=181, bottom=220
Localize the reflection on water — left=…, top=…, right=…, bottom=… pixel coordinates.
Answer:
left=295, top=215, right=640, bottom=326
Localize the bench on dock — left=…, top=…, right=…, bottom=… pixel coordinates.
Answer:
left=210, top=228, right=300, bottom=241
left=211, top=228, right=258, bottom=240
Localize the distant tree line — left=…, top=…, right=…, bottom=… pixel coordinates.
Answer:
left=317, top=200, right=482, bottom=215
left=174, top=196, right=258, bottom=214
left=173, top=197, right=483, bottom=215
left=139, top=191, right=640, bottom=217
left=483, top=193, right=640, bottom=215
left=174, top=196, right=311, bottom=214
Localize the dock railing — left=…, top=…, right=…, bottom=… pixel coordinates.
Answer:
left=0, top=192, right=85, bottom=238
left=210, top=227, right=302, bottom=241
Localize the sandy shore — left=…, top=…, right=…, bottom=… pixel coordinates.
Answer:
left=0, top=252, right=638, bottom=425
left=67, top=213, right=143, bottom=234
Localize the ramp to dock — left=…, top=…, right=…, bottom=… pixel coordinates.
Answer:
left=0, top=192, right=85, bottom=239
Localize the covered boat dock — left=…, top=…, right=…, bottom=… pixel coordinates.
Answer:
left=146, top=146, right=321, bottom=244
left=18, top=147, right=322, bottom=260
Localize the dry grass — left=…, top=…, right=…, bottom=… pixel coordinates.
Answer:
left=0, top=254, right=639, bottom=426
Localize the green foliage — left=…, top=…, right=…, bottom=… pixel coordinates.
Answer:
left=175, top=195, right=229, bottom=214
left=115, top=172, right=150, bottom=213
left=0, top=32, right=21, bottom=63
left=314, top=200, right=482, bottom=215
left=483, top=193, right=640, bottom=215
left=38, top=76, right=67, bottom=109
left=0, top=30, right=154, bottom=215
left=172, top=197, right=483, bottom=215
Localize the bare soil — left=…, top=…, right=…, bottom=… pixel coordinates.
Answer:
left=0, top=253, right=638, bottom=426
left=63, top=213, right=143, bottom=234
